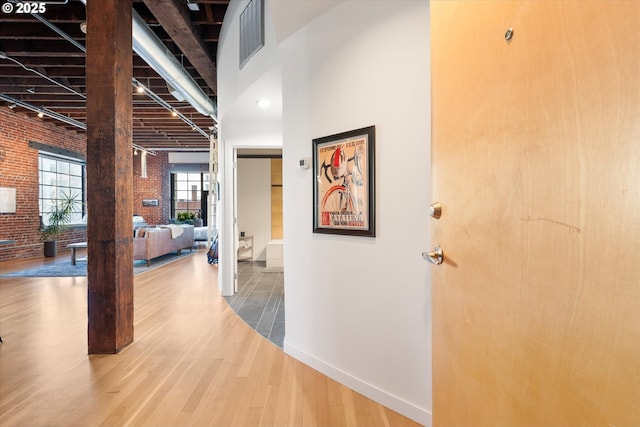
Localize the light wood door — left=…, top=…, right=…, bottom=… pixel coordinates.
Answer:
left=431, top=1, right=640, bottom=426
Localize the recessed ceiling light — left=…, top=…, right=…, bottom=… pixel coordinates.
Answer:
left=256, top=99, right=271, bottom=109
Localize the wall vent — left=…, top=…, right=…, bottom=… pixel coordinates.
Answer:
left=239, top=0, right=264, bottom=69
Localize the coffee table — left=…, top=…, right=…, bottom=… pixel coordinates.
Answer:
left=67, top=242, right=87, bottom=265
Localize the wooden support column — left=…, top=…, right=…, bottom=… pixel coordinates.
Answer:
left=86, top=0, right=134, bottom=354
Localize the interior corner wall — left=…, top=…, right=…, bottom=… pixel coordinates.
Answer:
left=217, top=0, right=283, bottom=296
left=280, top=1, right=432, bottom=425
left=237, top=158, right=271, bottom=261
left=217, top=0, right=280, bottom=121
left=217, top=0, right=431, bottom=424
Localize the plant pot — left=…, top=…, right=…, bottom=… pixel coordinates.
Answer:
left=44, top=241, right=57, bottom=257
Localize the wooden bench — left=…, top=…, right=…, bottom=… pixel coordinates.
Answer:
left=67, top=242, right=87, bottom=265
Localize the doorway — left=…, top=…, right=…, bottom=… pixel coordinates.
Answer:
left=225, top=149, right=285, bottom=344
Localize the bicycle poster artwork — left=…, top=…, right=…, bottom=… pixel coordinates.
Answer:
left=312, top=125, right=375, bottom=237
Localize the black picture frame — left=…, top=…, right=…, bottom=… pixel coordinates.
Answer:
left=312, top=125, right=375, bottom=237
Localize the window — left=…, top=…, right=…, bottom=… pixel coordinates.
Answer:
left=171, top=172, right=217, bottom=225
left=39, top=154, right=85, bottom=226
left=172, top=173, right=206, bottom=217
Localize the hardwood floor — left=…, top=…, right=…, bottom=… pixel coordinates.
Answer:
left=0, top=250, right=422, bottom=427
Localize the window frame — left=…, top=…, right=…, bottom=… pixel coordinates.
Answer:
left=38, top=152, right=86, bottom=227
left=170, top=172, right=209, bottom=219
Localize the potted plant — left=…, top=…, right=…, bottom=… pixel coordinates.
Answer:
left=176, top=211, right=195, bottom=224
left=41, top=192, right=80, bottom=257
left=193, top=211, right=203, bottom=227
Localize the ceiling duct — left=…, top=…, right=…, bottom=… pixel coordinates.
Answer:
left=167, top=82, right=186, bottom=102
left=80, top=0, right=217, bottom=120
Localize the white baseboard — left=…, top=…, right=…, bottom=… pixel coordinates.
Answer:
left=284, top=340, right=432, bottom=427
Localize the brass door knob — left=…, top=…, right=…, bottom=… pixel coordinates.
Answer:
left=430, top=202, right=442, bottom=219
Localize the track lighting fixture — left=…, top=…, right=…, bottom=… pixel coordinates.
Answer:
left=37, top=110, right=44, bottom=118
left=134, top=79, right=146, bottom=94
left=1, top=94, right=85, bottom=129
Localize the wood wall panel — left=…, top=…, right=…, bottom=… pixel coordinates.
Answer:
left=271, top=158, right=283, bottom=239
left=271, top=157, right=282, bottom=186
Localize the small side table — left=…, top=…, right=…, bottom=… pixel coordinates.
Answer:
left=237, top=235, right=253, bottom=261
left=67, top=242, right=87, bottom=265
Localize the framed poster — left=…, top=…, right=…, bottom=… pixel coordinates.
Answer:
left=313, top=125, right=375, bottom=237
left=0, top=187, right=16, bottom=214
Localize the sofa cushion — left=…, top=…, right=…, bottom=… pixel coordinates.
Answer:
left=194, top=226, right=217, bottom=241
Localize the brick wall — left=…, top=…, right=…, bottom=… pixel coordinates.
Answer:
left=133, top=151, right=171, bottom=226
left=0, top=109, right=87, bottom=261
left=0, top=108, right=170, bottom=262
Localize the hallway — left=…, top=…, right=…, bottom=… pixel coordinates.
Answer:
left=0, top=250, right=421, bottom=427
left=225, top=261, right=285, bottom=348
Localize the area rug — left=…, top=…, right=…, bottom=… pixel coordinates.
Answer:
left=0, top=251, right=196, bottom=278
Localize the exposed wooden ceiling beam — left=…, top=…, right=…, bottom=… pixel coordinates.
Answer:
left=0, top=0, right=227, bottom=151
left=142, top=0, right=218, bottom=94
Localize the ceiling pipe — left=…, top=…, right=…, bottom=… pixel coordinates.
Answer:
left=79, top=0, right=217, bottom=121
left=9, top=9, right=210, bottom=133
left=0, top=93, right=86, bottom=129
left=0, top=94, right=159, bottom=155
left=132, top=77, right=208, bottom=138
left=1, top=52, right=86, bottom=99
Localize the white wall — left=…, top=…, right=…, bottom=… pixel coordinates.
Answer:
left=217, top=0, right=283, bottom=296
left=217, top=0, right=281, bottom=122
left=167, top=152, right=209, bottom=164
left=237, top=158, right=271, bottom=260
left=218, top=0, right=431, bottom=425
left=280, top=2, right=431, bottom=424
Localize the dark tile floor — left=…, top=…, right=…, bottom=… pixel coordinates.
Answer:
left=224, top=261, right=285, bottom=348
